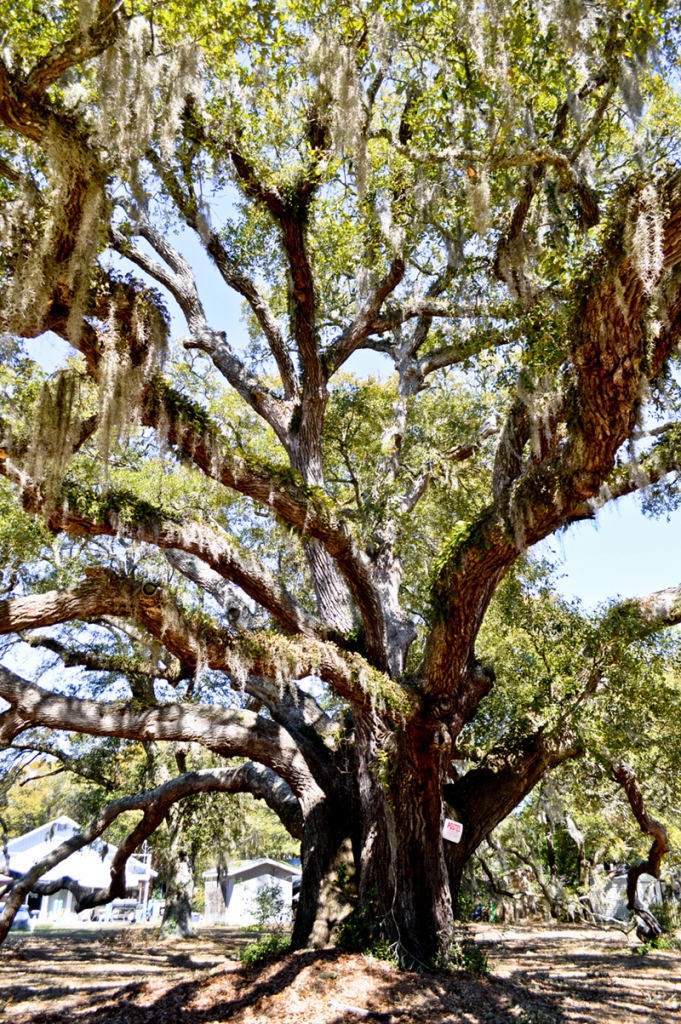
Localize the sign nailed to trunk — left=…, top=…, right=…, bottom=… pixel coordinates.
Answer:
left=442, top=818, right=463, bottom=843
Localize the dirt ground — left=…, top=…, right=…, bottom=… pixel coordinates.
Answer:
left=0, top=922, right=679, bottom=1024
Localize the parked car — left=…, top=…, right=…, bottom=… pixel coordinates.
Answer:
left=91, top=899, right=138, bottom=923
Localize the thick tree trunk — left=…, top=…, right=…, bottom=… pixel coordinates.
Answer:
left=290, top=797, right=354, bottom=949
left=160, top=807, right=195, bottom=938
left=352, top=711, right=454, bottom=966
left=389, top=726, right=453, bottom=965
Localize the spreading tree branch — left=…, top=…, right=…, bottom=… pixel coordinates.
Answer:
left=9, top=737, right=116, bottom=790
left=18, top=630, right=189, bottom=686
left=0, top=661, right=326, bottom=803
left=147, top=151, right=298, bottom=401
left=425, top=169, right=681, bottom=701
left=0, top=574, right=411, bottom=718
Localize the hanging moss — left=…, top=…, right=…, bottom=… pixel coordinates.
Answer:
left=24, top=368, right=88, bottom=515
left=96, top=283, right=169, bottom=470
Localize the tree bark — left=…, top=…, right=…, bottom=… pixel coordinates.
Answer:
left=388, top=724, right=454, bottom=965
left=613, top=764, right=670, bottom=942
left=160, top=823, right=196, bottom=939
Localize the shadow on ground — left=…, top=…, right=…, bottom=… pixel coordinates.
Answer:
left=0, top=924, right=679, bottom=1023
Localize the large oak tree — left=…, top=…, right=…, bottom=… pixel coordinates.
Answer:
left=1, top=0, right=681, bottom=962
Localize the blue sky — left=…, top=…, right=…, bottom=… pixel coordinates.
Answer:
left=536, top=496, right=681, bottom=609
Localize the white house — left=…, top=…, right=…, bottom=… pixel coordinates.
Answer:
left=3, top=816, right=156, bottom=923
left=203, top=858, right=301, bottom=926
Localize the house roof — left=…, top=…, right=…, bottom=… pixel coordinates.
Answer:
left=202, top=858, right=302, bottom=881
left=5, top=816, right=156, bottom=889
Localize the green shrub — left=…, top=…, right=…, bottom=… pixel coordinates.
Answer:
left=251, top=881, right=287, bottom=927
left=637, top=934, right=681, bottom=955
left=441, top=928, right=489, bottom=976
left=238, top=930, right=290, bottom=968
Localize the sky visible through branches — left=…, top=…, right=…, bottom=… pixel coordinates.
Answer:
left=19, top=181, right=681, bottom=619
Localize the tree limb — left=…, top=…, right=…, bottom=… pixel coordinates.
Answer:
left=326, top=258, right=406, bottom=373
left=147, top=152, right=298, bottom=401
left=111, top=217, right=295, bottom=444
left=9, top=737, right=115, bottom=790
left=0, top=575, right=410, bottom=719
left=22, top=2, right=123, bottom=102
left=425, top=169, right=681, bottom=701
left=613, top=763, right=670, bottom=940
left=0, top=459, right=327, bottom=640
left=0, top=661, right=327, bottom=804
left=18, top=630, right=189, bottom=686
left=2, top=432, right=392, bottom=669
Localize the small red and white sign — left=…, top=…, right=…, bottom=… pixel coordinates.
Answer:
left=442, top=818, right=463, bottom=843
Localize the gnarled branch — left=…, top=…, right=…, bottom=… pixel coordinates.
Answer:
left=613, top=763, right=670, bottom=941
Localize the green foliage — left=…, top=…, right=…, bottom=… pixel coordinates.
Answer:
left=649, top=900, right=681, bottom=935
left=238, top=929, right=290, bottom=967
left=231, top=795, right=300, bottom=862
left=251, top=880, right=287, bottom=927
left=636, top=934, right=681, bottom=955
left=439, top=928, right=489, bottom=976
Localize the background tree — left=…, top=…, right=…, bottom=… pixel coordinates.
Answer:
left=1, top=0, right=681, bottom=963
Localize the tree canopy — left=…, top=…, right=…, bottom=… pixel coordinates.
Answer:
left=1, top=0, right=681, bottom=962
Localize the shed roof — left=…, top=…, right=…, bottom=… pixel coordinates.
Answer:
left=203, top=858, right=302, bottom=881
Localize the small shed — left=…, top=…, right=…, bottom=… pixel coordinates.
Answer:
left=203, top=858, right=301, bottom=926
left=3, top=816, right=156, bottom=923
left=598, top=871, right=663, bottom=922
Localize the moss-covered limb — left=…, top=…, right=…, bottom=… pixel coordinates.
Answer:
left=423, top=171, right=681, bottom=705
left=0, top=457, right=329, bottom=640
left=0, top=18, right=114, bottom=141
left=147, top=595, right=414, bottom=722
left=0, top=35, right=115, bottom=345
left=142, top=378, right=394, bottom=670
left=0, top=572, right=414, bottom=722
left=144, top=377, right=339, bottom=527
left=23, top=3, right=122, bottom=100
left=0, top=568, right=135, bottom=635
left=566, top=424, right=681, bottom=524
left=18, top=630, right=190, bottom=686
